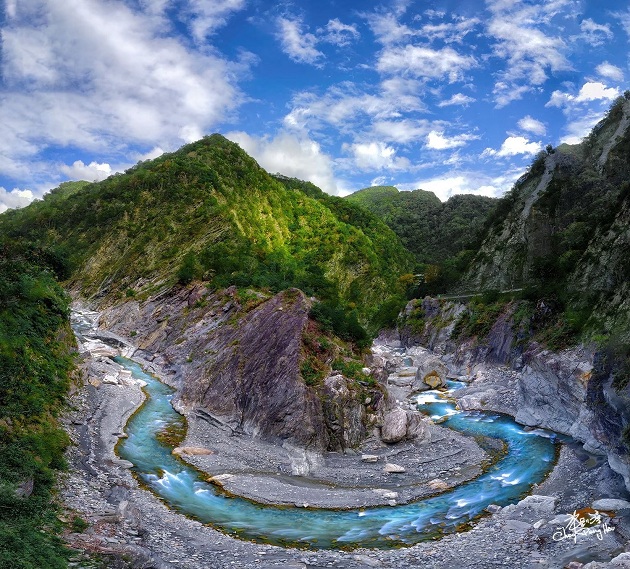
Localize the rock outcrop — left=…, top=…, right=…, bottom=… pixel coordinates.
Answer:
left=96, top=286, right=387, bottom=454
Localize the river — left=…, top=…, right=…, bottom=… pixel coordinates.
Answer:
left=114, top=355, right=560, bottom=549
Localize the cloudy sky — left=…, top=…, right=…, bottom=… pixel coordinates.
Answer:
left=1, top=0, right=629, bottom=211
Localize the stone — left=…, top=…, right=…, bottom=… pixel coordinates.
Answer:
left=380, top=408, right=408, bottom=443
left=428, top=478, right=449, bottom=491
left=384, top=463, right=405, bottom=473
left=172, top=446, right=214, bottom=456
left=15, top=478, right=34, bottom=498
left=485, top=504, right=502, bottom=514
left=102, top=374, right=119, bottom=385
left=414, top=356, right=448, bottom=390
left=611, top=552, right=630, bottom=566
left=209, top=474, right=234, bottom=487
left=592, top=498, right=630, bottom=511
left=361, top=454, right=379, bottom=463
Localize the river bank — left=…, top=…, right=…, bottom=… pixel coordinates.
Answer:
left=59, top=306, right=630, bottom=567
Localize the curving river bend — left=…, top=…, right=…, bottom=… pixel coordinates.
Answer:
left=115, top=356, right=561, bottom=549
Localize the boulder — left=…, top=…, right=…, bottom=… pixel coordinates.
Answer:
left=428, top=478, right=449, bottom=491
left=592, top=498, right=630, bottom=511
left=384, top=463, right=405, bottom=473
left=380, top=408, right=408, bottom=443
left=361, top=454, right=379, bottom=463
left=414, top=356, right=447, bottom=390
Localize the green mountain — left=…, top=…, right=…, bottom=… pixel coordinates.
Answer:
left=345, top=185, right=496, bottom=264
left=458, top=93, right=630, bottom=353
left=0, top=135, right=413, bottom=328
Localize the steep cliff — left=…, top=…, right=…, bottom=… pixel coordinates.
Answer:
left=460, top=95, right=630, bottom=341
left=97, top=285, right=386, bottom=452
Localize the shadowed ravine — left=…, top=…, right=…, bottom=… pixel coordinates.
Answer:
left=115, top=356, right=560, bottom=549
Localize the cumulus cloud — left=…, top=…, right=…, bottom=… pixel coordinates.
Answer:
left=426, top=130, right=478, bottom=150
left=547, top=81, right=620, bottom=108
left=437, top=93, right=475, bottom=107
left=1, top=0, right=248, bottom=189
left=225, top=131, right=342, bottom=194
left=366, top=11, right=417, bottom=45
left=276, top=16, right=323, bottom=65
left=60, top=160, right=113, bottom=182
left=342, top=141, right=410, bottom=171
left=596, top=62, right=625, bottom=82
left=518, top=115, right=546, bottom=136
left=0, top=187, right=34, bottom=214
left=399, top=174, right=504, bottom=201
left=319, top=18, right=360, bottom=46
left=376, top=45, right=477, bottom=82
left=482, top=136, right=542, bottom=158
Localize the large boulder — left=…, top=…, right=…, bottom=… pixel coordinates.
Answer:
left=381, top=408, right=408, bottom=443
left=413, top=356, right=448, bottom=390
left=380, top=408, right=429, bottom=444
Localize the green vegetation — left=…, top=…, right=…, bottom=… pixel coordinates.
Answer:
left=346, top=185, right=496, bottom=265
left=0, top=242, right=76, bottom=569
left=0, top=136, right=413, bottom=332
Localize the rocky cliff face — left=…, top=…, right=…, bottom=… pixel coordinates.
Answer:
left=459, top=97, right=630, bottom=339
left=399, top=298, right=630, bottom=490
left=97, top=285, right=385, bottom=453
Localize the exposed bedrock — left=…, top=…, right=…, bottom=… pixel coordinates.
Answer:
left=398, top=298, right=630, bottom=491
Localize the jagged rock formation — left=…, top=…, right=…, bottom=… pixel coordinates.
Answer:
left=399, top=298, right=630, bottom=490
left=98, top=285, right=387, bottom=453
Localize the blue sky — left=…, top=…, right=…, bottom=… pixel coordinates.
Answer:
left=1, top=0, right=629, bottom=212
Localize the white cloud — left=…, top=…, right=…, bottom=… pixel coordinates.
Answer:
left=579, top=18, right=613, bottom=46
left=60, top=160, right=113, bottom=182
left=596, top=62, right=625, bottom=82
left=319, top=18, right=360, bottom=46
left=184, top=0, right=246, bottom=41
left=0, top=187, right=34, bottom=214
left=366, top=11, right=416, bottom=45
left=517, top=115, right=546, bottom=136
left=399, top=175, right=501, bottom=201
left=613, top=9, right=630, bottom=39
left=419, top=17, right=480, bottom=44
left=426, top=130, right=478, bottom=150
left=547, top=81, right=620, bottom=108
left=376, top=45, right=477, bottom=82
left=226, top=130, right=342, bottom=195
left=135, top=146, right=165, bottom=162
left=437, top=93, right=475, bottom=107
left=283, top=81, right=425, bottom=133
left=486, top=1, right=572, bottom=106
left=276, top=16, right=323, bottom=65
left=0, top=0, right=248, bottom=189
left=559, top=110, right=607, bottom=145
left=342, top=141, right=410, bottom=171
left=482, top=136, right=542, bottom=157
left=372, top=119, right=434, bottom=143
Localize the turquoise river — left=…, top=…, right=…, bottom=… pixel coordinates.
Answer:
left=115, top=356, right=560, bottom=549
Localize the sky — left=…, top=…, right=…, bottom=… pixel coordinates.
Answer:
left=1, top=0, right=630, bottom=212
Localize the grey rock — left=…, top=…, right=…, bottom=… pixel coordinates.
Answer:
left=361, top=454, right=378, bottom=463
left=380, top=408, right=408, bottom=443
left=384, top=463, right=405, bottom=473
left=592, top=498, right=630, bottom=511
